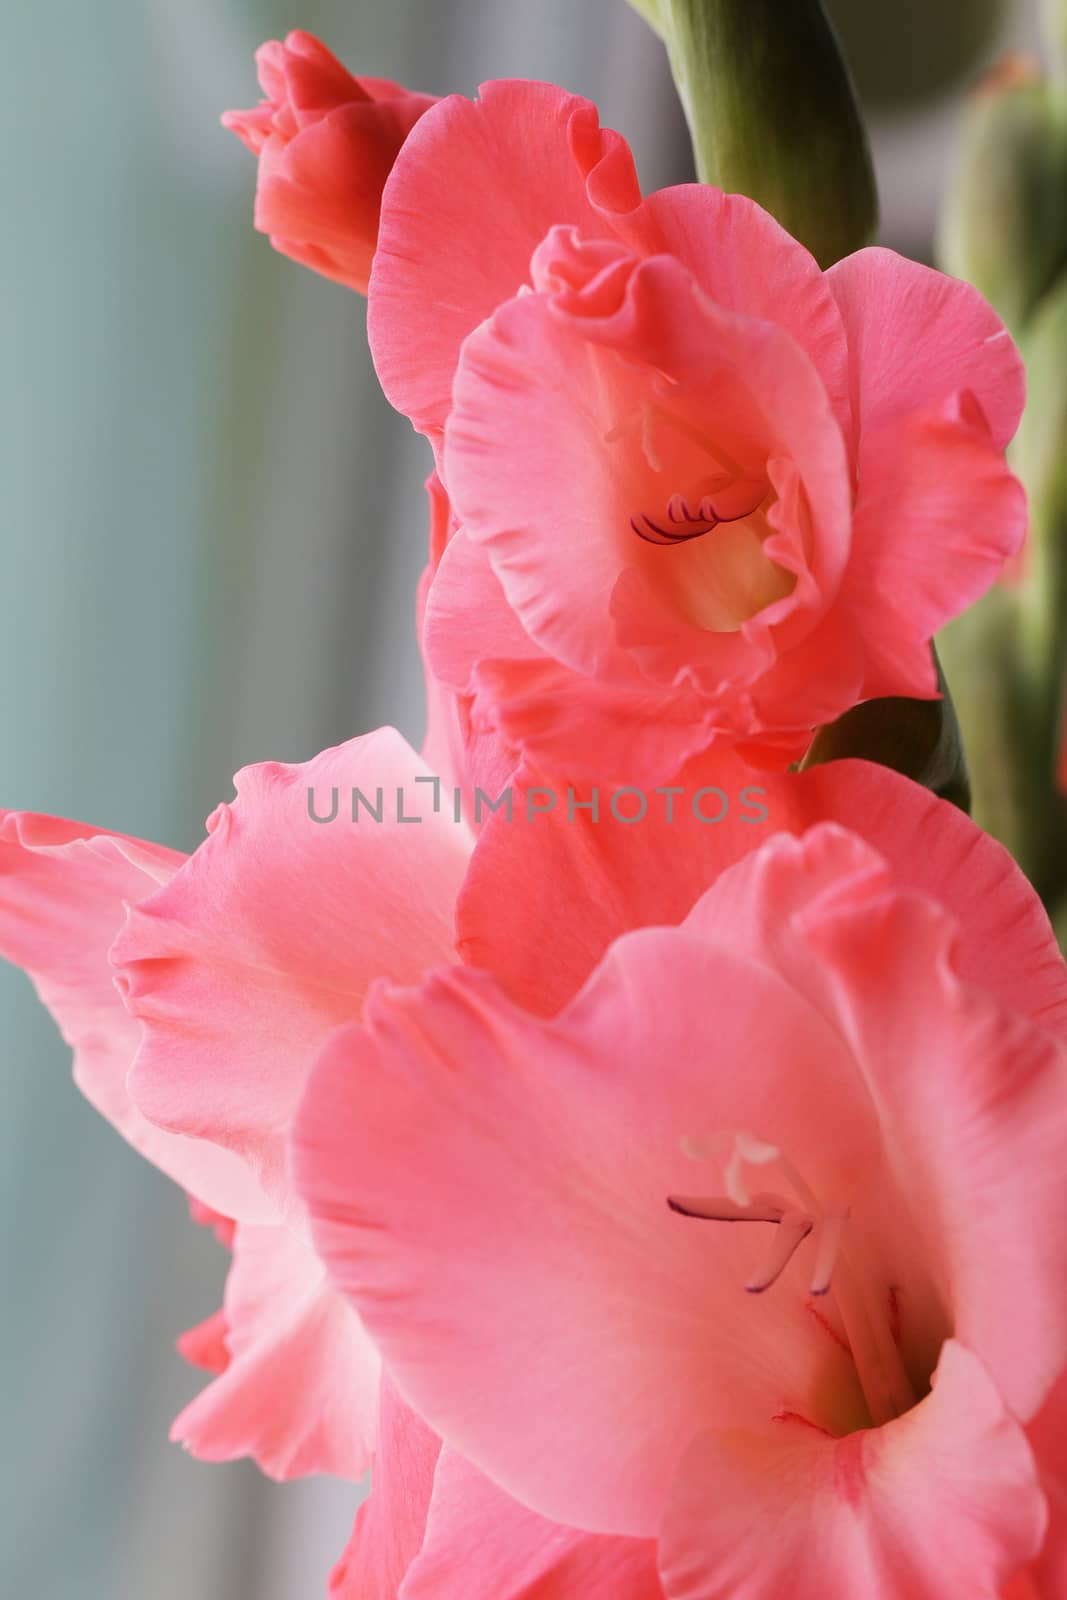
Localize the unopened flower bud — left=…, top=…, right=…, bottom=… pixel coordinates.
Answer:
left=223, top=31, right=436, bottom=295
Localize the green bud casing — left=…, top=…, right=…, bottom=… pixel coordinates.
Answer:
left=801, top=647, right=971, bottom=813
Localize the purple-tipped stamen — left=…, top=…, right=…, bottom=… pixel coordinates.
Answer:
left=667, top=1191, right=850, bottom=1297
left=631, top=484, right=766, bottom=547
left=746, top=1211, right=814, bottom=1294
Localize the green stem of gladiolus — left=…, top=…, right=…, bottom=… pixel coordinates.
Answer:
left=641, top=0, right=879, bottom=267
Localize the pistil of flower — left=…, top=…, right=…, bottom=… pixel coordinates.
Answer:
left=668, top=1133, right=917, bottom=1427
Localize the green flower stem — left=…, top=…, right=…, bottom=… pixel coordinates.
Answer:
left=627, top=0, right=878, bottom=266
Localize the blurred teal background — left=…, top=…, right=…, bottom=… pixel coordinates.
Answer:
left=0, top=1, right=1046, bottom=1595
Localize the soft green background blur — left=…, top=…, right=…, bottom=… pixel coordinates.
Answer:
left=0, top=2, right=1044, bottom=1596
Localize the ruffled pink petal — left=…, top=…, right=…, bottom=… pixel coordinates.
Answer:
left=1027, top=1371, right=1067, bottom=1597
left=838, top=393, right=1027, bottom=700
left=630, top=184, right=850, bottom=437
left=658, top=1341, right=1045, bottom=1600
left=296, top=943, right=886, bottom=1536
left=330, top=1377, right=441, bottom=1598
left=423, top=528, right=550, bottom=688
left=827, top=247, right=1025, bottom=450
left=177, top=1309, right=230, bottom=1376
left=488, top=658, right=735, bottom=789
left=419, top=668, right=521, bottom=832
left=796, top=867, right=1067, bottom=1421
left=455, top=746, right=760, bottom=1015
left=458, top=758, right=1067, bottom=1038
left=425, top=537, right=728, bottom=787
left=415, top=479, right=523, bottom=812
left=0, top=811, right=268, bottom=1221
left=445, top=252, right=849, bottom=686
left=737, top=605, right=865, bottom=746
left=172, top=1221, right=378, bottom=1481
left=368, top=80, right=639, bottom=435
left=400, top=1447, right=663, bottom=1599
left=114, top=729, right=471, bottom=1214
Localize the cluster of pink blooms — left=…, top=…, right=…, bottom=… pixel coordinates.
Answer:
left=5, top=30, right=1067, bottom=1599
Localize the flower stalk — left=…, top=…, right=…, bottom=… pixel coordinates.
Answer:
left=626, top=0, right=878, bottom=266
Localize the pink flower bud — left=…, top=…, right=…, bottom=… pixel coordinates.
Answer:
left=222, top=30, right=436, bottom=294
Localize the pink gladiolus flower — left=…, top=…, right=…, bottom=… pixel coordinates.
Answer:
left=296, top=813, right=1067, bottom=1597
left=223, top=30, right=435, bottom=294
left=369, top=81, right=1027, bottom=780
left=8, top=744, right=1063, bottom=1585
